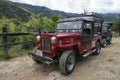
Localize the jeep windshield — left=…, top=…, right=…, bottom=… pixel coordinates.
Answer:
left=56, top=21, right=82, bottom=33
left=102, top=24, right=108, bottom=33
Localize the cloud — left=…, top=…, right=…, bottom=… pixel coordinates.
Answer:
left=10, top=0, right=120, bottom=13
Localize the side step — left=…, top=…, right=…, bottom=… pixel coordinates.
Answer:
left=82, top=49, right=96, bottom=57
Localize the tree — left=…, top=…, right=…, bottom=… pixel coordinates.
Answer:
left=51, top=15, right=61, bottom=22
left=113, top=19, right=120, bottom=33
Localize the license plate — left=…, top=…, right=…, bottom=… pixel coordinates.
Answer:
left=36, top=50, right=43, bottom=57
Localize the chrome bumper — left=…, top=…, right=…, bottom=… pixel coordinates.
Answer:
left=28, top=52, right=54, bottom=65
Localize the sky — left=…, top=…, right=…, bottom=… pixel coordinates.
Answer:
left=10, top=0, right=120, bottom=13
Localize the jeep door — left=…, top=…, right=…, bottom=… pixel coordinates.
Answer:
left=82, top=22, right=93, bottom=51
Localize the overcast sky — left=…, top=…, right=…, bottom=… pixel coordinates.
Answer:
left=10, top=0, right=120, bottom=13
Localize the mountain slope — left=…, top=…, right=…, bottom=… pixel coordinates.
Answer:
left=0, top=0, right=119, bottom=22
left=13, top=2, right=120, bottom=21
left=0, top=0, right=31, bottom=21
left=13, top=2, right=81, bottom=18
left=99, top=13, right=120, bottom=22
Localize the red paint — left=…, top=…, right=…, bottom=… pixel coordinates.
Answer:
left=35, top=32, right=101, bottom=56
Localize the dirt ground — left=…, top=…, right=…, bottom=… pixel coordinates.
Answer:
left=0, top=37, right=120, bottom=80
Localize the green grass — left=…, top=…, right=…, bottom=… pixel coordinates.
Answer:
left=0, top=45, right=33, bottom=61
left=112, top=31, right=119, bottom=37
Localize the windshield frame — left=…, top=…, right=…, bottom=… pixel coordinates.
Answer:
left=102, top=24, right=108, bottom=33
left=55, top=20, right=83, bottom=33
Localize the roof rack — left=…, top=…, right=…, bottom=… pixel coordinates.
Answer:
left=81, top=12, right=102, bottom=19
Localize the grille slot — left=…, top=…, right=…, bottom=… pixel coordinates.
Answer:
left=42, top=38, right=51, bottom=51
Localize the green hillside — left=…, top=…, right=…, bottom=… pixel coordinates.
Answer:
left=13, top=2, right=119, bottom=22
left=13, top=2, right=81, bottom=18
left=0, top=0, right=31, bottom=21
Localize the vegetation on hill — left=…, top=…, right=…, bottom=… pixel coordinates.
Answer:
left=0, top=0, right=31, bottom=22
left=0, top=0, right=61, bottom=60
left=0, top=13, right=61, bottom=60
left=13, top=2, right=81, bottom=18
left=113, top=18, right=120, bottom=35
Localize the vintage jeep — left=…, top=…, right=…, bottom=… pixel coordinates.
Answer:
left=101, top=22, right=113, bottom=47
left=28, top=12, right=104, bottom=75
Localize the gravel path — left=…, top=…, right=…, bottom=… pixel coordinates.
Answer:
left=0, top=37, right=120, bottom=80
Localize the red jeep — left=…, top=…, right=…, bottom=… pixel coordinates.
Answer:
left=28, top=12, right=104, bottom=75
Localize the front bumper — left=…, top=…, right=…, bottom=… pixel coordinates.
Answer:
left=28, top=52, right=54, bottom=65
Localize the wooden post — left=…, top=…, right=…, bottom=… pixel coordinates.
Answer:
left=2, top=27, right=9, bottom=59
left=119, top=27, right=120, bottom=36
left=38, top=28, right=41, bottom=34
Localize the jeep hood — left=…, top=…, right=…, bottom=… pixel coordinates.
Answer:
left=40, top=33, right=80, bottom=39
left=56, top=33, right=79, bottom=38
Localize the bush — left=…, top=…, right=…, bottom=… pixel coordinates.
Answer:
left=0, top=14, right=61, bottom=60
left=112, top=31, right=119, bottom=37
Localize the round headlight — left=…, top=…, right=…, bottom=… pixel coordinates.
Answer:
left=51, top=36, right=57, bottom=44
left=36, top=35, right=41, bottom=41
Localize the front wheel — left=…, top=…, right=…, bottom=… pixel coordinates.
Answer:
left=59, top=50, right=76, bottom=75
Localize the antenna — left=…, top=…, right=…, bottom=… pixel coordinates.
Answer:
left=83, top=9, right=88, bottom=15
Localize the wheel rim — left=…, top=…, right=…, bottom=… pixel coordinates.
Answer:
left=67, top=54, right=75, bottom=71
left=104, top=43, right=107, bottom=47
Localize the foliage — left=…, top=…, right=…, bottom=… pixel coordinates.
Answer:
left=0, top=46, right=32, bottom=61
left=13, top=2, right=81, bottom=18
left=0, top=13, right=61, bottom=60
left=51, top=15, right=62, bottom=22
left=112, top=31, right=119, bottom=37
left=0, top=0, right=31, bottom=22
left=113, top=19, right=120, bottom=33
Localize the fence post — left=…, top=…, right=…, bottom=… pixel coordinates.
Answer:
left=119, top=27, right=120, bottom=36
left=2, top=27, right=9, bottom=59
left=38, top=28, right=41, bottom=34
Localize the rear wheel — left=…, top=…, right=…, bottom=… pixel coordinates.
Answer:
left=59, top=50, right=76, bottom=75
left=93, top=42, right=101, bottom=55
left=108, top=37, right=112, bottom=44
left=101, top=39, right=107, bottom=48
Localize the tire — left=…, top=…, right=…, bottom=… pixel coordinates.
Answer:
left=59, top=50, right=76, bottom=75
left=32, top=47, right=42, bottom=63
left=101, top=39, right=107, bottom=48
left=108, top=37, right=112, bottom=44
left=93, top=42, right=101, bottom=55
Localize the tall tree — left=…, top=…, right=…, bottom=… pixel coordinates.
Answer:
left=113, top=19, right=120, bottom=33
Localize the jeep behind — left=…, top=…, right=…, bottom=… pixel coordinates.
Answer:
left=101, top=22, right=113, bottom=47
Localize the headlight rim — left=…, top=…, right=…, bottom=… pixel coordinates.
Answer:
left=36, top=35, right=41, bottom=41
left=51, top=36, right=57, bottom=44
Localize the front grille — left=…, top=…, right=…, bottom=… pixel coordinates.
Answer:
left=42, top=38, right=51, bottom=51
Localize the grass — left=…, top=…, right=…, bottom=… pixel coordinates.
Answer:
left=107, top=58, right=114, bottom=62
left=0, top=45, right=33, bottom=61
left=112, top=31, right=120, bottom=37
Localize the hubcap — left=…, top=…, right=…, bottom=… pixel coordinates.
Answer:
left=104, top=43, right=107, bottom=47
left=67, top=54, right=75, bottom=71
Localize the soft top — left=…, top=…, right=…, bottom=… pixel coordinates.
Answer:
left=57, top=12, right=104, bottom=23
left=103, top=22, right=113, bottom=27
